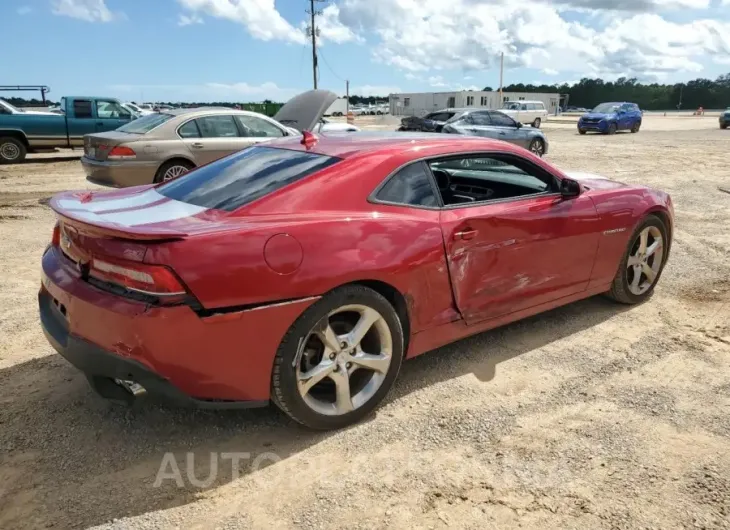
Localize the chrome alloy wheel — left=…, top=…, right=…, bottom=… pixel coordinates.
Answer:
left=296, top=304, right=393, bottom=416
left=626, top=225, right=664, bottom=296
left=530, top=139, right=545, bottom=157
left=163, top=165, right=188, bottom=181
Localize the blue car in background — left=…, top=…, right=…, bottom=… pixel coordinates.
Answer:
left=578, top=102, right=642, bottom=135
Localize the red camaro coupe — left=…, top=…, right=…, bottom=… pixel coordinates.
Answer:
left=39, top=131, right=673, bottom=429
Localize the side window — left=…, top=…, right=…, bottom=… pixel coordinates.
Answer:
left=537, top=103, right=545, bottom=111
left=428, top=155, right=555, bottom=206
left=178, top=120, right=201, bottom=138
left=520, top=103, right=528, bottom=111
left=235, top=115, right=285, bottom=138
left=197, top=115, right=239, bottom=138
left=526, top=103, right=535, bottom=111
left=73, top=99, right=93, bottom=119
left=489, top=111, right=517, bottom=127
left=469, top=112, right=491, bottom=126
left=0, top=105, right=9, bottom=115
left=97, top=100, right=130, bottom=119
left=375, top=163, right=437, bottom=207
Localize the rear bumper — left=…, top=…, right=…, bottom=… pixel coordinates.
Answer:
left=39, top=246, right=317, bottom=407
left=81, top=156, right=159, bottom=188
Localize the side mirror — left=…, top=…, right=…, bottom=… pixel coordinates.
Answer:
left=515, top=122, right=522, bottom=129
left=560, top=178, right=581, bottom=199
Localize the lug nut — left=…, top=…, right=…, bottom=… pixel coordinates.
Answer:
left=330, top=353, right=336, bottom=360
left=346, top=362, right=352, bottom=369
left=333, top=365, right=339, bottom=372
left=341, top=341, right=348, bottom=349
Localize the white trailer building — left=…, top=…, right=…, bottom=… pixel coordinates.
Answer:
left=389, top=90, right=562, bottom=117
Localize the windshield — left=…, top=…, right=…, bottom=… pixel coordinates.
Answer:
left=501, top=102, right=520, bottom=110
left=425, top=112, right=455, bottom=122
left=117, top=113, right=173, bottom=134
left=592, top=103, right=621, bottom=113
left=157, top=146, right=341, bottom=211
left=125, top=103, right=141, bottom=112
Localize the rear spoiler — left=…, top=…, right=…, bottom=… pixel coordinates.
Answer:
left=49, top=189, right=190, bottom=240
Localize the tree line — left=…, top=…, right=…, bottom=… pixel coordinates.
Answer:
left=490, top=74, right=730, bottom=110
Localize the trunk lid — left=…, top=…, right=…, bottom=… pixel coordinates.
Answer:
left=273, top=89, right=338, bottom=132
left=49, top=186, right=238, bottom=240
left=83, top=131, right=140, bottom=161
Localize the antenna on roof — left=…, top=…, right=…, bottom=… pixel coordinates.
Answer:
left=301, top=130, right=318, bottom=149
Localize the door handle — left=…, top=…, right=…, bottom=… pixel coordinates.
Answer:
left=454, top=229, right=478, bottom=241
left=190, top=142, right=204, bottom=149
left=96, top=122, right=103, bottom=126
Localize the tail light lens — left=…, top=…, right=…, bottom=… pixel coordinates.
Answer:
left=51, top=222, right=61, bottom=247
left=107, top=146, right=137, bottom=160
left=89, top=257, right=188, bottom=305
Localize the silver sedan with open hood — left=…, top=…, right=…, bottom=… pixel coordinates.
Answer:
left=81, top=90, right=339, bottom=187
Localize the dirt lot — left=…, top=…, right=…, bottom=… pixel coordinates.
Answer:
left=1, top=115, right=729, bottom=530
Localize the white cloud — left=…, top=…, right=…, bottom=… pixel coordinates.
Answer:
left=317, top=4, right=362, bottom=44
left=109, top=82, right=302, bottom=102
left=334, top=0, right=730, bottom=81
left=51, top=0, right=120, bottom=22
left=428, top=76, right=448, bottom=87
left=176, top=0, right=305, bottom=44
left=178, top=14, right=203, bottom=26
left=17, top=6, right=33, bottom=15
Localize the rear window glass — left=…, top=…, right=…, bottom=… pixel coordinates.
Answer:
left=118, top=113, right=173, bottom=134
left=425, top=112, right=455, bottom=122
left=157, top=146, right=340, bottom=211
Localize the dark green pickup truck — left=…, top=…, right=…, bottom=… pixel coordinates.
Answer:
left=0, top=96, right=134, bottom=163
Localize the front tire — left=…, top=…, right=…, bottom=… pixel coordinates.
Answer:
left=721, top=123, right=728, bottom=130
left=607, top=215, right=668, bottom=305
left=0, top=137, right=27, bottom=164
left=532, top=118, right=541, bottom=128
left=271, top=285, right=404, bottom=430
left=528, top=138, right=545, bottom=157
left=607, top=123, right=618, bottom=135
left=578, top=129, right=587, bottom=135
left=631, top=121, right=641, bottom=133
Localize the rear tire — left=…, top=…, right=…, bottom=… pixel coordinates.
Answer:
left=607, top=215, right=668, bottom=305
left=271, top=285, right=404, bottom=430
left=532, top=118, right=541, bottom=128
left=154, top=159, right=195, bottom=184
left=0, top=137, right=27, bottom=164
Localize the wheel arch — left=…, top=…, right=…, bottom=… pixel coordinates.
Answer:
left=0, top=129, right=30, bottom=147
left=155, top=156, right=197, bottom=181
left=334, top=279, right=412, bottom=354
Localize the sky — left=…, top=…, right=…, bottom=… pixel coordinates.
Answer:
left=4, top=0, right=730, bottom=103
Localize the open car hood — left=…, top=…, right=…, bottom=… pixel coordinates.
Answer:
left=273, top=89, right=338, bottom=132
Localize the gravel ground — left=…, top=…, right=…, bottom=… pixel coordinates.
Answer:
left=0, top=115, right=728, bottom=530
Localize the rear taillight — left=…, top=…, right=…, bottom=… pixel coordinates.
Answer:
left=51, top=222, right=61, bottom=247
left=89, top=257, right=188, bottom=304
left=107, top=146, right=137, bottom=160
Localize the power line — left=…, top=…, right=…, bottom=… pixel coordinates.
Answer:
left=318, top=48, right=344, bottom=82
left=305, top=0, right=326, bottom=89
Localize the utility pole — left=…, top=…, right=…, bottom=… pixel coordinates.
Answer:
left=305, top=0, right=325, bottom=89
left=499, top=52, right=504, bottom=103
left=346, top=79, right=350, bottom=115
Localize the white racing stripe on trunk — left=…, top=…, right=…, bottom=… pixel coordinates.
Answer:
left=98, top=200, right=207, bottom=226
left=57, top=188, right=163, bottom=213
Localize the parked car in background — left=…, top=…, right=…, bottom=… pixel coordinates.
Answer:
left=40, top=132, right=673, bottom=429
left=499, top=101, right=549, bottom=128
left=81, top=90, right=340, bottom=186
left=0, top=96, right=133, bottom=164
left=578, top=102, right=642, bottom=135
left=123, top=102, right=155, bottom=117
left=314, top=117, right=360, bottom=133
left=440, top=109, right=548, bottom=157
left=398, top=110, right=458, bottom=132
left=720, top=108, right=729, bottom=129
